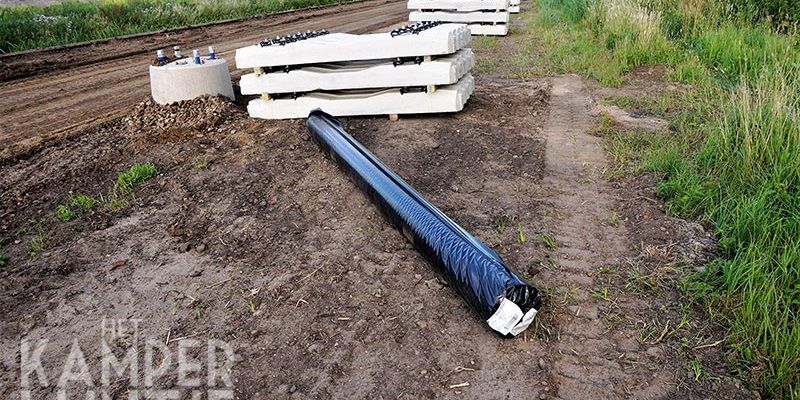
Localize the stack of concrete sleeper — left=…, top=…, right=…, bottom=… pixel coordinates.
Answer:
left=236, top=23, right=475, bottom=119
left=408, top=0, right=512, bottom=36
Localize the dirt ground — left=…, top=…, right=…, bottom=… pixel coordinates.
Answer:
left=0, top=0, right=408, bottom=162
left=0, top=3, right=759, bottom=400
left=0, top=79, right=757, bottom=399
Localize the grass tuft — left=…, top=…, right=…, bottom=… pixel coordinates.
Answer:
left=70, top=194, right=97, bottom=212
left=55, top=194, right=97, bottom=223
left=55, top=204, right=76, bottom=222
left=29, top=232, right=48, bottom=257
left=540, top=234, right=557, bottom=249
left=115, top=162, right=158, bottom=193
left=517, top=224, right=528, bottom=244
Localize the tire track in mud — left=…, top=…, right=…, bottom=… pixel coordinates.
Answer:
left=537, top=75, right=678, bottom=398
left=0, top=0, right=409, bottom=162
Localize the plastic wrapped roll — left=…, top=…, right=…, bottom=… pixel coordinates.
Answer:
left=307, top=110, right=541, bottom=336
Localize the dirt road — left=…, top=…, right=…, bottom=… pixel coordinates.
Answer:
left=0, top=0, right=408, bottom=162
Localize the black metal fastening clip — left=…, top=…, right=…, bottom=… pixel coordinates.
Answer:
left=259, top=29, right=330, bottom=47
left=390, top=21, right=443, bottom=37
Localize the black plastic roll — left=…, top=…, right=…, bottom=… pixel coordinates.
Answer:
left=307, top=110, right=542, bottom=336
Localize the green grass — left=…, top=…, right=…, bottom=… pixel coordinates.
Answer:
left=668, top=66, right=800, bottom=396
left=0, top=0, right=351, bottom=53
left=540, top=234, right=557, bottom=249
left=472, top=36, right=500, bottom=50
left=517, top=224, right=528, bottom=244
left=115, top=162, right=158, bottom=193
left=55, top=194, right=97, bottom=222
left=26, top=163, right=157, bottom=263
left=602, top=91, right=686, bottom=118
left=726, top=0, right=800, bottom=26
left=52, top=164, right=156, bottom=227
left=106, top=197, right=128, bottom=211
left=55, top=204, right=76, bottom=221
left=29, top=232, right=48, bottom=257
left=531, top=0, right=799, bottom=396
left=70, top=194, right=97, bottom=211
left=495, top=214, right=516, bottom=234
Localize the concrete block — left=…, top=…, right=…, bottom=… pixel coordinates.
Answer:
left=247, top=74, right=474, bottom=119
left=407, top=0, right=509, bottom=11
left=468, top=24, right=509, bottom=36
left=409, top=10, right=510, bottom=23
left=240, top=49, right=475, bottom=94
left=509, top=5, right=519, bottom=13
left=149, top=58, right=234, bottom=105
left=236, top=24, right=471, bottom=69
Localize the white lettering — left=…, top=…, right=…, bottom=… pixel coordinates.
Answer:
left=20, top=338, right=48, bottom=388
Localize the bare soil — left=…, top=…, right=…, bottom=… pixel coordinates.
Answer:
left=1, top=77, right=555, bottom=399
left=0, top=78, right=756, bottom=399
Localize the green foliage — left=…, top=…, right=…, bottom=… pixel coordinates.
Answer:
left=0, top=248, right=6, bottom=267
left=660, top=66, right=800, bottom=396
left=533, top=0, right=681, bottom=86
left=517, top=224, right=527, bottom=244
left=0, top=0, right=350, bottom=53
left=106, top=196, right=128, bottom=211
left=550, top=0, right=589, bottom=22
left=495, top=214, right=516, bottom=234
left=29, top=232, right=48, bottom=257
left=70, top=194, right=97, bottom=212
left=726, top=0, right=800, bottom=26
left=694, top=24, right=799, bottom=85
left=55, top=204, right=76, bottom=222
left=115, top=162, right=157, bottom=193
left=55, top=194, right=97, bottom=223
left=540, top=234, right=557, bottom=249
left=534, top=0, right=800, bottom=395
left=473, top=36, right=499, bottom=50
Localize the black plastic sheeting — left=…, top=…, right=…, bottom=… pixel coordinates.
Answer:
left=307, top=110, right=542, bottom=336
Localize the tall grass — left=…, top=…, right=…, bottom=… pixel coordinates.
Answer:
left=671, top=64, right=800, bottom=398
left=725, top=0, right=800, bottom=27
left=537, top=0, right=799, bottom=396
left=0, top=0, right=349, bottom=53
